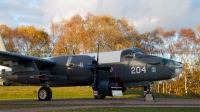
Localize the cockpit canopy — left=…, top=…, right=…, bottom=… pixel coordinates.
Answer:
left=120, top=47, right=146, bottom=59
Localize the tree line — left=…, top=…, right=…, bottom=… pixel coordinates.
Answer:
left=1, top=13, right=200, bottom=97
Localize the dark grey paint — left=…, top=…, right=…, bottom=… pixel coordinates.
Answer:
left=0, top=47, right=183, bottom=96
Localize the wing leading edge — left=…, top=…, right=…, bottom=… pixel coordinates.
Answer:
left=0, top=51, right=56, bottom=69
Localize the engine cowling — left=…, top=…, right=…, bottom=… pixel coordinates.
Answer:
left=97, top=78, right=126, bottom=96
left=66, top=55, right=96, bottom=82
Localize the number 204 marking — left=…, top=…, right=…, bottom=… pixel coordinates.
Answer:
left=131, top=66, right=146, bottom=74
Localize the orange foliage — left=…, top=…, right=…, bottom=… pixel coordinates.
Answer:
left=0, top=24, right=51, bottom=57
left=51, top=13, right=136, bottom=56
left=179, top=28, right=196, bottom=41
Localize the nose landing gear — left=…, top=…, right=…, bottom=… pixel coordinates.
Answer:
left=144, top=81, right=155, bottom=101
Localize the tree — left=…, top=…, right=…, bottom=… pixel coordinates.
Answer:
left=0, top=25, right=51, bottom=57
left=175, top=28, right=196, bottom=96
left=87, top=14, right=137, bottom=52
left=140, top=28, right=163, bottom=55
left=51, top=13, right=137, bottom=56
left=0, top=24, right=16, bottom=52
left=51, top=14, right=88, bottom=56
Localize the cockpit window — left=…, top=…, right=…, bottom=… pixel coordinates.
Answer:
left=133, top=52, right=145, bottom=58
left=162, top=59, right=168, bottom=66
left=121, top=47, right=146, bottom=59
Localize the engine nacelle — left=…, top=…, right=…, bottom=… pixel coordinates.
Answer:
left=66, top=55, right=96, bottom=82
left=7, top=70, right=50, bottom=84
left=97, top=78, right=126, bottom=96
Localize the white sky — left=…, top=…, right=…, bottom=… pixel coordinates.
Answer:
left=0, top=0, right=200, bottom=34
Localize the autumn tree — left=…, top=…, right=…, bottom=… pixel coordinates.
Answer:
left=14, top=25, right=52, bottom=57
left=51, top=13, right=137, bottom=56
left=140, top=28, right=163, bottom=55
left=51, top=14, right=88, bottom=56
left=171, top=28, right=197, bottom=96
left=157, top=28, right=176, bottom=94
left=161, top=29, right=176, bottom=59
left=0, top=25, right=51, bottom=57
left=190, top=24, right=200, bottom=97
left=85, top=14, right=136, bottom=52
left=0, top=24, right=16, bottom=52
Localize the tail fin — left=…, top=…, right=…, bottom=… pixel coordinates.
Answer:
left=0, top=34, right=6, bottom=51
left=0, top=35, right=9, bottom=85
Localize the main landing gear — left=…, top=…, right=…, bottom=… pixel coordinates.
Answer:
left=144, top=81, right=155, bottom=101
left=94, top=94, right=106, bottom=99
left=93, top=90, right=106, bottom=99
left=38, top=82, right=52, bottom=101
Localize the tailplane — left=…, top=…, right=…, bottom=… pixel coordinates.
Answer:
left=0, top=34, right=6, bottom=51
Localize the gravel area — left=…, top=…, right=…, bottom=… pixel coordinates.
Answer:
left=0, top=98, right=200, bottom=112
left=1, top=98, right=200, bottom=106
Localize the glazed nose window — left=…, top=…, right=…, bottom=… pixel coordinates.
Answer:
left=174, top=62, right=183, bottom=77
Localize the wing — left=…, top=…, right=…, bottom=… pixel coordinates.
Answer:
left=0, top=51, right=56, bottom=69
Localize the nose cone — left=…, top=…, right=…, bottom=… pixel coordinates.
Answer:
left=174, top=61, right=183, bottom=77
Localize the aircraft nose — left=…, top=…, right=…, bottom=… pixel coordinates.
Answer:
left=174, top=61, right=183, bottom=77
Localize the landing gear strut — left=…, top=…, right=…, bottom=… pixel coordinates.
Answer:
left=38, top=82, right=52, bottom=101
left=144, top=81, right=155, bottom=101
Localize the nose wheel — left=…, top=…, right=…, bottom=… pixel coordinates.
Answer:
left=144, top=81, right=155, bottom=101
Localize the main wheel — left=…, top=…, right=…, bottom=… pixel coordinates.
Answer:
left=38, top=86, right=52, bottom=101
left=94, top=94, right=106, bottom=99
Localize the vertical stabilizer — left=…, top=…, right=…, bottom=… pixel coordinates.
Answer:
left=0, top=35, right=9, bottom=85
left=0, top=34, right=6, bottom=51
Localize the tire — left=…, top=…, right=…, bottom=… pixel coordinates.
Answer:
left=144, top=93, right=155, bottom=101
left=38, top=86, right=52, bottom=101
left=94, top=94, right=106, bottom=99
left=3, top=81, right=12, bottom=86
left=122, top=87, right=126, bottom=93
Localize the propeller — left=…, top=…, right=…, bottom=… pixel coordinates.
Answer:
left=79, top=41, right=112, bottom=98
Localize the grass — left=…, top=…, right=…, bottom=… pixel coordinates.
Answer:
left=0, top=86, right=94, bottom=100
left=36, top=107, right=200, bottom=112
left=0, top=86, right=198, bottom=111
left=0, top=86, right=194, bottom=100
left=124, top=88, right=194, bottom=99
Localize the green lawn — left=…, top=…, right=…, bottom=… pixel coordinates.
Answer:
left=0, top=86, right=198, bottom=111
left=0, top=86, right=94, bottom=100
left=0, top=86, right=194, bottom=100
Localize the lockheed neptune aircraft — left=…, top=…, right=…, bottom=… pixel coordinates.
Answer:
left=0, top=35, right=183, bottom=101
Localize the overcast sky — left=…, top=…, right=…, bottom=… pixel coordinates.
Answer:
left=0, top=0, right=200, bottom=34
